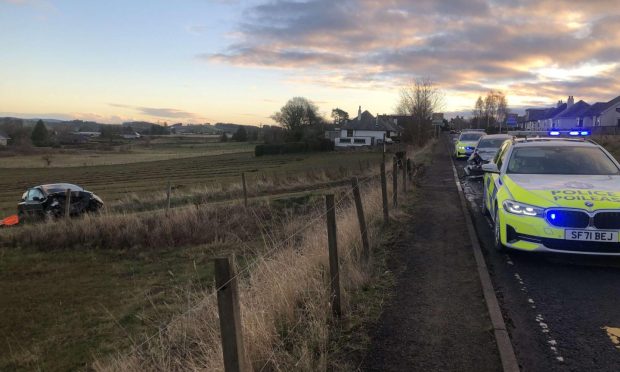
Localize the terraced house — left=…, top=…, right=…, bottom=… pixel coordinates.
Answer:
left=521, top=95, right=620, bottom=131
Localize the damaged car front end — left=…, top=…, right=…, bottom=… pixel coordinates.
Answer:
left=464, top=134, right=512, bottom=176
left=17, top=183, right=103, bottom=222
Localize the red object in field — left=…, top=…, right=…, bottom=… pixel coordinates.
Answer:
left=0, top=214, right=19, bottom=226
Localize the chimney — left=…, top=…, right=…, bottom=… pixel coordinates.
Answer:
left=557, top=100, right=563, bottom=108
left=567, top=96, right=575, bottom=108
left=358, top=105, right=362, bottom=121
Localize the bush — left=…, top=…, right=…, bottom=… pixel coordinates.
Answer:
left=255, top=139, right=334, bottom=156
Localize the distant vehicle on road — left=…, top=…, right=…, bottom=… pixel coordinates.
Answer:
left=18, top=183, right=103, bottom=222
left=454, top=131, right=485, bottom=159
left=465, top=134, right=512, bottom=175
left=482, top=132, right=620, bottom=255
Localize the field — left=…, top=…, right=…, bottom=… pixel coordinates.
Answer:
left=0, top=137, right=400, bottom=371
left=0, top=136, right=382, bottom=217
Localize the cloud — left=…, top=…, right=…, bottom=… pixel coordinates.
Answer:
left=204, top=0, right=620, bottom=110
left=109, top=104, right=203, bottom=120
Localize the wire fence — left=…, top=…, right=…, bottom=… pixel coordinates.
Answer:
left=113, top=158, right=406, bottom=370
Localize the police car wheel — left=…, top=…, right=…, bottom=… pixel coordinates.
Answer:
left=494, top=209, right=506, bottom=252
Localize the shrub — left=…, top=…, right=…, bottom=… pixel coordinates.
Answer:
left=255, top=139, right=333, bottom=156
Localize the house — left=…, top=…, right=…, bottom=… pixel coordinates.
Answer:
left=551, top=98, right=590, bottom=129
left=334, top=107, right=401, bottom=147
left=0, top=132, right=9, bottom=146
left=579, top=96, right=620, bottom=128
left=522, top=101, right=567, bottom=130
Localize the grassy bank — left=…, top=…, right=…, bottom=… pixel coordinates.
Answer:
left=95, top=142, right=434, bottom=371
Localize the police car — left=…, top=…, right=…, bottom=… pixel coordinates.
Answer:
left=482, top=130, right=620, bottom=255
left=454, top=130, right=485, bottom=159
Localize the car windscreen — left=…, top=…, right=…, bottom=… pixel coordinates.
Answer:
left=477, top=138, right=509, bottom=149
left=507, top=146, right=620, bottom=175
left=459, top=133, right=484, bottom=141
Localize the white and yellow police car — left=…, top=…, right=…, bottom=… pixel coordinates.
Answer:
left=454, top=130, right=485, bottom=159
left=482, top=130, right=620, bottom=254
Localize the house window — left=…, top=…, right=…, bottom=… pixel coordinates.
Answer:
left=339, top=138, right=351, bottom=143
left=347, top=129, right=354, bottom=137
left=353, top=138, right=366, bottom=144
left=617, top=119, right=620, bottom=127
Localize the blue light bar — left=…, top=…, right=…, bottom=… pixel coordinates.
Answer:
left=549, top=131, right=560, bottom=136
left=580, top=131, right=590, bottom=136
left=569, top=131, right=580, bottom=136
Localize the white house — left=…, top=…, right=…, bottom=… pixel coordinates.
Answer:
left=0, top=133, right=9, bottom=146
left=580, top=96, right=620, bottom=127
left=334, top=107, right=401, bottom=147
left=551, top=98, right=591, bottom=129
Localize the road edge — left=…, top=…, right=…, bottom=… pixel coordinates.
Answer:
left=447, top=143, right=520, bottom=372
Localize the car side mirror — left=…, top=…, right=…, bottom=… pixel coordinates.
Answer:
left=481, top=163, right=499, bottom=173
left=33, top=196, right=41, bottom=201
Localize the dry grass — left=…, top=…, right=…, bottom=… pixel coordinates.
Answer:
left=93, top=175, right=387, bottom=371
left=108, top=165, right=373, bottom=214
left=91, top=142, right=433, bottom=371
left=1, top=203, right=277, bottom=251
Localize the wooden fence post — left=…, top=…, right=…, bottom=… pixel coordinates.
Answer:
left=241, top=172, right=248, bottom=207
left=325, top=194, right=341, bottom=317
left=65, top=189, right=71, bottom=218
left=166, top=181, right=171, bottom=214
left=351, top=177, right=370, bottom=263
left=402, top=153, right=407, bottom=194
left=392, top=158, right=398, bottom=208
left=407, top=158, right=412, bottom=183
left=380, top=162, right=389, bottom=224
left=214, top=256, right=247, bottom=372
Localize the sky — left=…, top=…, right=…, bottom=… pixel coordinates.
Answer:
left=1, top=0, right=619, bottom=125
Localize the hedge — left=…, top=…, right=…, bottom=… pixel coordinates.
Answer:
left=255, top=139, right=334, bottom=156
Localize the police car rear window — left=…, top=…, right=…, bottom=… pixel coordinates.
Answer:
left=507, top=146, right=620, bottom=175
left=460, top=133, right=483, bottom=141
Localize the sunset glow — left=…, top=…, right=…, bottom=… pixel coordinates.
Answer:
left=1, top=0, right=619, bottom=124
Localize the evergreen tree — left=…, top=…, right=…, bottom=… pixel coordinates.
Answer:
left=231, top=126, right=248, bottom=142
left=31, top=120, right=49, bottom=147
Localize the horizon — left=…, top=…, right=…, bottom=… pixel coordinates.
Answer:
left=1, top=0, right=619, bottom=125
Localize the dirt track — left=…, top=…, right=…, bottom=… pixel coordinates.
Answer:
left=362, top=141, right=501, bottom=371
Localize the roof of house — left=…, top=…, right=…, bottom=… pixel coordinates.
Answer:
left=581, top=102, right=607, bottom=117
left=526, top=103, right=567, bottom=122
left=341, top=111, right=401, bottom=132
left=553, top=100, right=590, bottom=119
left=581, top=96, right=620, bottom=117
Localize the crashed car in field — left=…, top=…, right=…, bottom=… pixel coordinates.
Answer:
left=18, top=183, right=103, bottom=222
left=465, top=134, right=512, bottom=176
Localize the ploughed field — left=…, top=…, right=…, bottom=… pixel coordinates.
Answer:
left=0, top=139, right=382, bottom=217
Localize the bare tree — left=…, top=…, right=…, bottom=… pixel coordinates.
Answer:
left=473, top=96, right=485, bottom=128
left=331, top=108, right=349, bottom=125
left=396, top=78, right=444, bottom=145
left=271, top=97, right=322, bottom=140
left=474, top=91, right=509, bottom=132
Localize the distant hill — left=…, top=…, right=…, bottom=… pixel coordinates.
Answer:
left=213, top=123, right=259, bottom=133
left=0, top=117, right=262, bottom=137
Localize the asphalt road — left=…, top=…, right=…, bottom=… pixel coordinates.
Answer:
left=452, top=140, right=620, bottom=371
